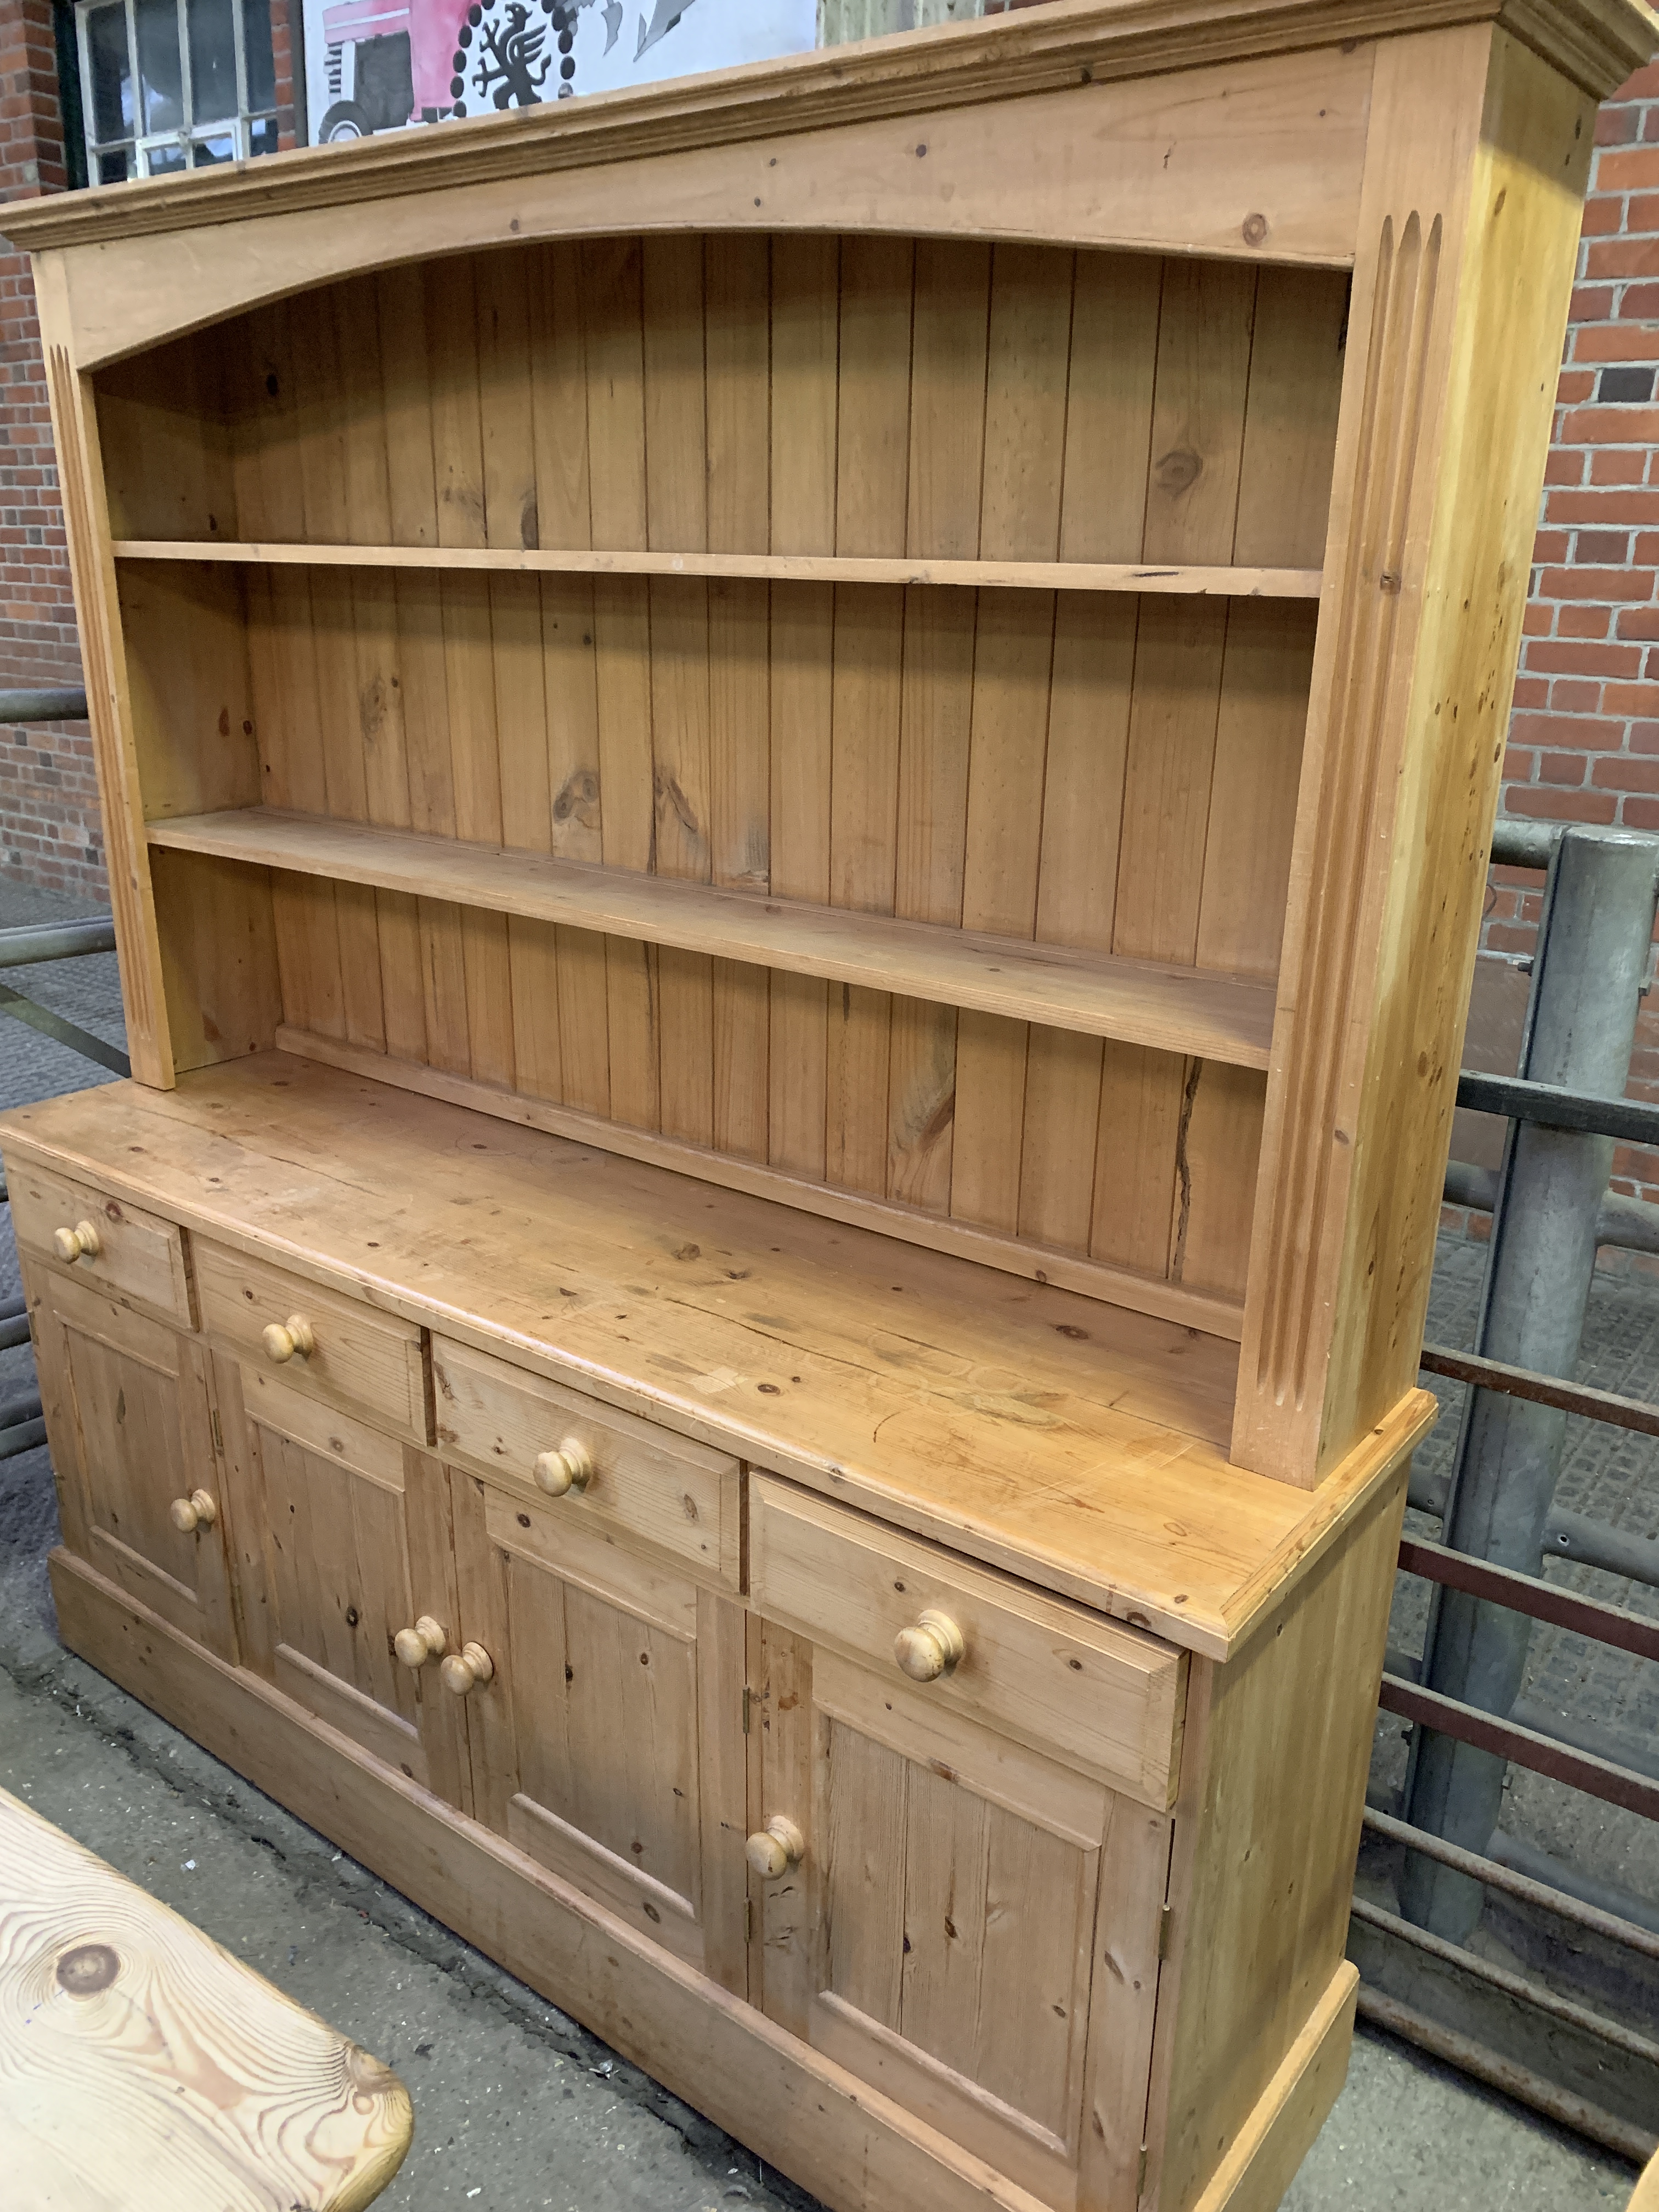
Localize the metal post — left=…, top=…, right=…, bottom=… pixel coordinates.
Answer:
left=1402, top=826, right=1659, bottom=1940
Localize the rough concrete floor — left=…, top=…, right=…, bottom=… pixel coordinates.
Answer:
left=0, top=876, right=1644, bottom=2210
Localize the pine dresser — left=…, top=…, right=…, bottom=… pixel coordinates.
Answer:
left=4, top=3, right=1654, bottom=2205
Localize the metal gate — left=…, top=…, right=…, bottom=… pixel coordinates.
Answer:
left=1354, top=817, right=1659, bottom=2163
left=0, top=683, right=116, bottom=1465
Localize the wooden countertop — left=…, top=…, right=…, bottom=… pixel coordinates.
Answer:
left=0, top=1053, right=1434, bottom=1658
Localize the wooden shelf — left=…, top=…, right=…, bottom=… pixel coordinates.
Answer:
left=112, top=538, right=1324, bottom=600
left=145, top=808, right=1278, bottom=1069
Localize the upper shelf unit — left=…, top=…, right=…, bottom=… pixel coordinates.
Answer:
left=145, top=806, right=1278, bottom=1069
left=111, top=540, right=1322, bottom=600
left=95, top=229, right=1349, bottom=1336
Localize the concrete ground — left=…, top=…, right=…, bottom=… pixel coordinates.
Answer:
left=0, top=874, right=1646, bottom=2211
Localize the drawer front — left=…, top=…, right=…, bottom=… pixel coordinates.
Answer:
left=433, top=1334, right=740, bottom=1591
left=196, top=1239, right=427, bottom=1440
left=750, top=1475, right=1185, bottom=1808
left=7, top=1157, right=190, bottom=1327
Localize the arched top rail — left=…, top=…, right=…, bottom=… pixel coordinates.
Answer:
left=4, top=0, right=1650, bottom=267
left=22, top=0, right=1651, bottom=368
left=48, top=31, right=1384, bottom=369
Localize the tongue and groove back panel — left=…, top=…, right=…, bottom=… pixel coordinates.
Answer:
left=99, top=233, right=1347, bottom=1324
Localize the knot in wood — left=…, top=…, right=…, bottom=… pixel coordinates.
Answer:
left=342, top=2040, right=403, bottom=2112
left=1155, top=447, right=1202, bottom=496
left=57, top=1942, right=120, bottom=1996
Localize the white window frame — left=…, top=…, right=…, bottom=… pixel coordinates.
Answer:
left=75, top=0, right=280, bottom=183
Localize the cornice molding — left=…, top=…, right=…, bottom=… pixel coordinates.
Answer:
left=4, top=0, right=1653, bottom=254
left=1501, top=0, right=1657, bottom=99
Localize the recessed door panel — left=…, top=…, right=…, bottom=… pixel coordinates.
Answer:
left=450, top=1474, right=748, bottom=1992
left=219, top=1363, right=471, bottom=1806
left=752, top=1627, right=1171, bottom=2211
left=29, top=1262, right=234, bottom=1658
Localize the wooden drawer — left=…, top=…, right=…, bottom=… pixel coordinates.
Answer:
left=6, top=1156, right=191, bottom=1327
left=432, top=1334, right=740, bottom=1591
left=750, top=1475, right=1186, bottom=1809
left=195, top=1239, right=427, bottom=1441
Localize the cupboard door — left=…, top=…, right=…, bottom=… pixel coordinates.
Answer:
left=218, top=1364, right=471, bottom=1808
left=450, top=1474, right=749, bottom=1994
left=750, top=1624, right=1171, bottom=2212
left=27, top=1261, right=235, bottom=1659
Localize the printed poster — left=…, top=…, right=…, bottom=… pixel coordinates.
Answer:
left=305, top=0, right=817, bottom=143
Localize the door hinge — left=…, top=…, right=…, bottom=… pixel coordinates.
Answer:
left=1136, top=2143, right=1149, bottom=2200
left=1156, top=1900, right=1173, bottom=1961
left=742, top=1684, right=752, bottom=1734
left=744, top=1897, right=754, bottom=1943
left=210, top=1409, right=223, bottom=1455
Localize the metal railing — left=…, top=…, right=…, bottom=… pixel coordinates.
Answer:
left=0, top=916, right=128, bottom=1079
left=0, top=910, right=120, bottom=1457
left=0, top=678, right=123, bottom=1091
left=0, top=1294, right=38, bottom=1457
left=1357, top=818, right=1659, bottom=2159
left=0, top=679, right=115, bottom=1463
left=0, top=687, right=88, bottom=724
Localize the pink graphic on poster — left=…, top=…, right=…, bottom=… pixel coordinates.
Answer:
left=304, top=0, right=815, bottom=143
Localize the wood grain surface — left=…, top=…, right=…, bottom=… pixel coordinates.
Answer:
left=8, top=1, right=1649, bottom=263
left=32, top=36, right=1375, bottom=373
left=112, top=540, right=1323, bottom=597
left=103, top=226, right=1346, bottom=1317
left=145, top=808, right=1277, bottom=1068
left=13, top=17, right=1653, bottom=2212
left=0, top=1054, right=1434, bottom=1658
left=49, top=1552, right=1074, bottom=2212
left=0, top=1786, right=410, bottom=2210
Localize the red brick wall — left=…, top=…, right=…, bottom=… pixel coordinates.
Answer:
left=272, top=0, right=300, bottom=151
left=0, top=0, right=103, bottom=899
left=1479, top=59, right=1659, bottom=1235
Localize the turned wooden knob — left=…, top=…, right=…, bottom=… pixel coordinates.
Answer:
left=441, top=1641, right=495, bottom=1695
left=393, top=1615, right=449, bottom=1671
left=168, top=1489, right=218, bottom=1535
left=53, top=1220, right=101, bottom=1264
left=893, top=1608, right=965, bottom=1683
left=532, top=1438, right=594, bottom=1497
left=262, top=1313, right=316, bottom=1364
left=745, top=1815, right=805, bottom=1881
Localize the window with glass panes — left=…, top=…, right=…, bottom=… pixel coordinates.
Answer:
left=77, top=0, right=279, bottom=182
